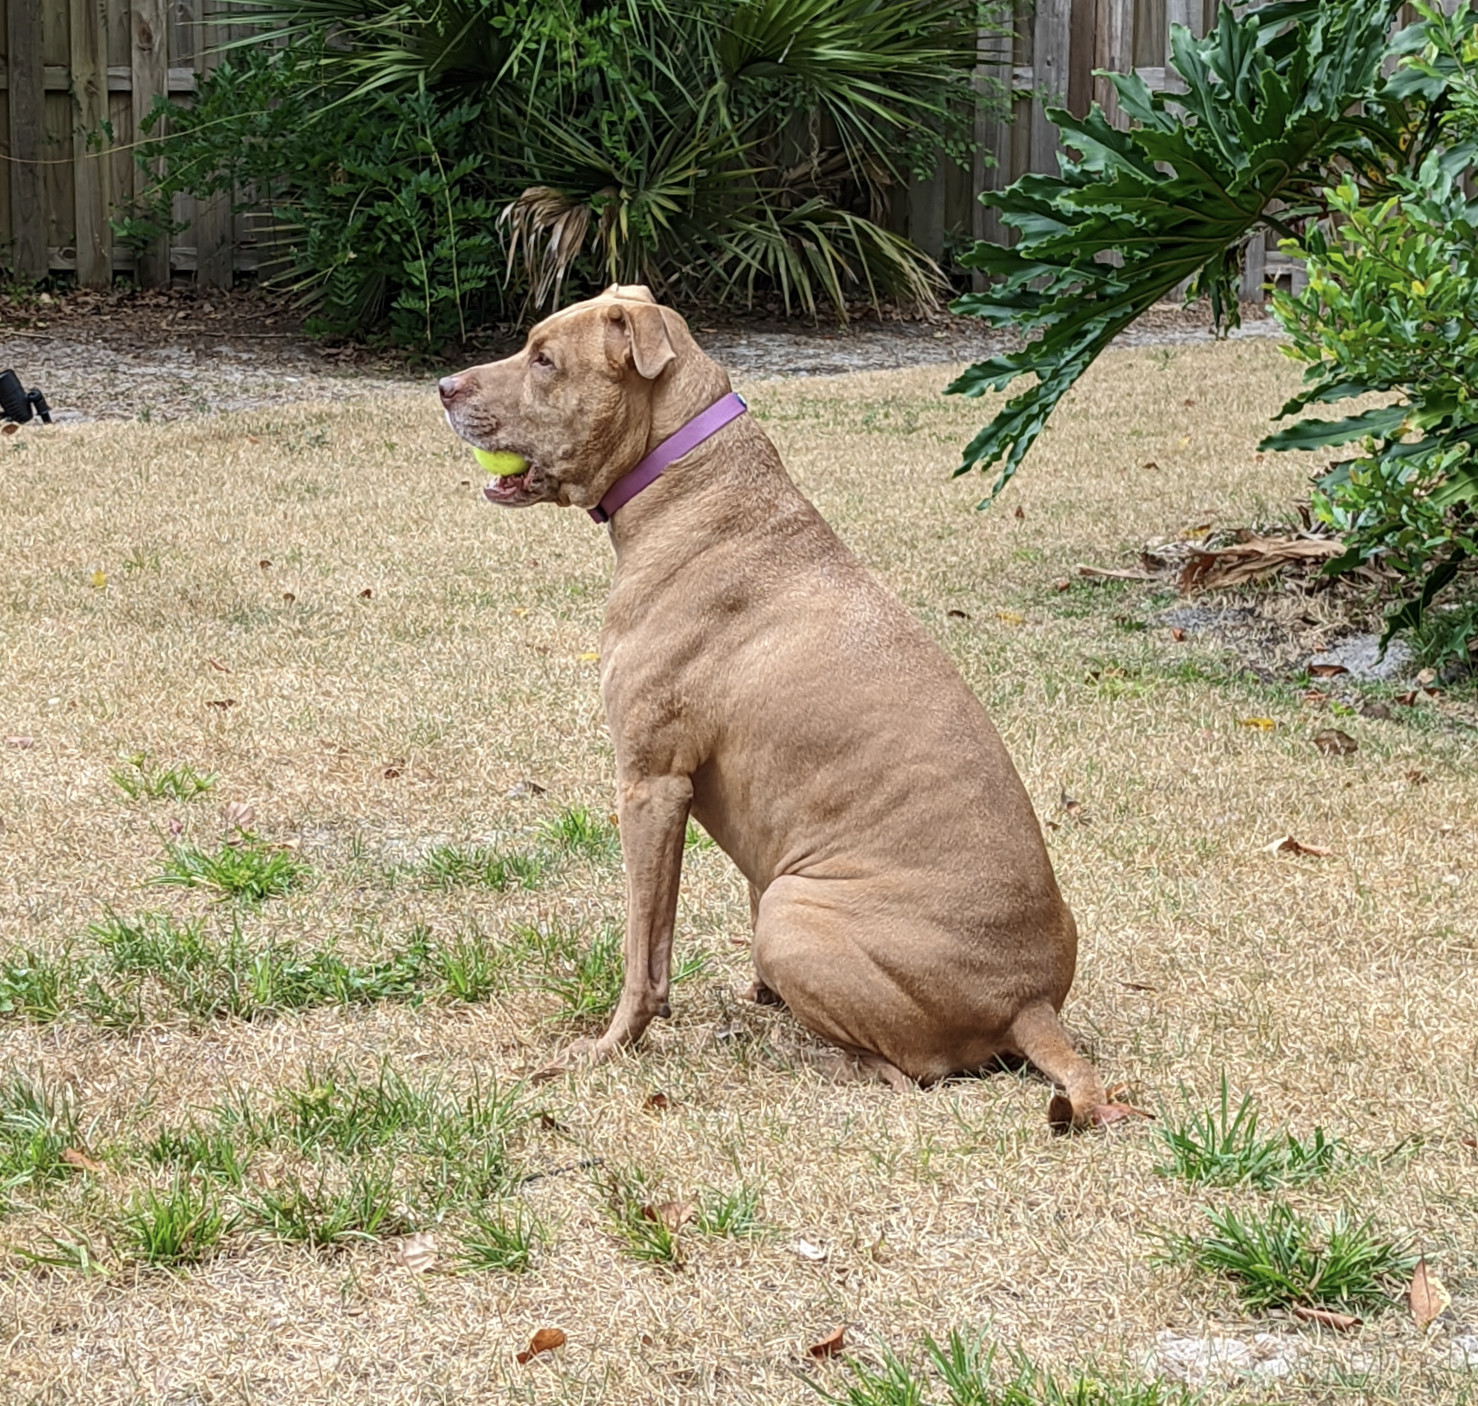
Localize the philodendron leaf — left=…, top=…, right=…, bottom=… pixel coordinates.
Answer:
left=947, top=0, right=1403, bottom=503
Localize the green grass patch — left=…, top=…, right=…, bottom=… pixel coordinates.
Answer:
left=143, top=1121, right=253, bottom=1188
left=415, top=842, right=545, bottom=892
left=0, top=1073, right=81, bottom=1210
left=694, top=1182, right=764, bottom=1238
left=1155, top=1077, right=1346, bottom=1189
left=0, top=948, right=69, bottom=1022
left=522, top=919, right=707, bottom=1025
left=117, top=1178, right=234, bottom=1266
left=814, top=1331, right=1196, bottom=1406
left=539, top=805, right=620, bottom=862
left=454, top=1203, right=543, bottom=1274
left=151, top=839, right=309, bottom=902
left=110, top=751, right=216, bottom=801
left=599, top=1166, right=683, bottom=1266
left=243, top=1162, right=410, bottom=1247
left=1161, top=1202, right=1415, bottom=1313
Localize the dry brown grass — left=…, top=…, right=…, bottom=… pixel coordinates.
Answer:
left=0, top=338, right=1474, bottom=1406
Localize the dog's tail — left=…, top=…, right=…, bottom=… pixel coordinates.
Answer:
left=1008, top=1001, right=1110, bottom=1134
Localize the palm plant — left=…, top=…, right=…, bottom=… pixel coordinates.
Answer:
left=189, top=0, right=995, bottom=327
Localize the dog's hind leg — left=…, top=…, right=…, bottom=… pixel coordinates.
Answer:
left=1008, top=1001, right=1144, bottom=1134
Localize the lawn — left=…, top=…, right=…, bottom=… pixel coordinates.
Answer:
left=1, top=338, right=1474, bottom=1405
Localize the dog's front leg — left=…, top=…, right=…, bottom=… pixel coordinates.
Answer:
left=536, top=771, right=691, bottom=1079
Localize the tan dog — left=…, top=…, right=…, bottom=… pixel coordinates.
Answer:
left=440, top=285, right=1128, bottom=1129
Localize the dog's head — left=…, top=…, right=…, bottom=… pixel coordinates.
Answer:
left=439, top=285, right=722, bottom=511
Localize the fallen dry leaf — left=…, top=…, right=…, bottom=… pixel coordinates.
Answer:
left=1290, top=1306, right=1362, bottom=1331
left=578, top=651, right=600, bottom=662
left=1238, top=717, right=1277, bottom=731
left=1410, top=1258, right=1451, bottom=1328
left=1179, top=534, right=1342, bottom=591
left=258, top=559, right=272, bottom=570
left=506, top=779, right=548, bottom=798
left=1, top=421, right=18, bottom=435
left=281, top=592, right=296, bottom=604
left=1053, top=578, right=1071, bottom=592
left=1312, top=728, right=1358, bottom=757
left=1308, top=662, right=1349, bottom=678
left=516, top=1327, right=566, bottom=1364
left=1117, top=980, right=1159, bottom=992
left=1059, top=790, right=1089, bottom=823
left=396, top=1231, right=438, bottom=1273
left=206, top=657, right=232, bottom=673
left=383, top=764, right=403, bottom=779
left=4, top=735, right=34, bottom=749
left=793, top=1239, right=828, bottom=1262
left=358, top=588, right=373, bottom=600
left=641, top=1200, right=693, bottom=1232
left=61, top=1147, right=106, bottom=1174
left=221, top=802, right=255, bottom=833
left=1141, top=460, right=1158, bottom=470
left=808, top=1327, right=847, bottom=1359
left=945, top=608, right=972, bottom=620
left=90, top=569, right=107, bottom=590
left=1406, top=769, right=1429, bottom=784
left=1170, top=627, right=1186, bottom=642
left=1013, top=505, right=1025, bottom=520
left=206, top=699, right=237, bottom=710
left=995, top=610, right=1026, bottom=626
left=246, top=434, right=260, bottom=445
left=1263, top=835, right=1334, bottom=858
left=643, top=1092, right=674, bottom=1112
left=1302, top=690, right=1330, bottom=705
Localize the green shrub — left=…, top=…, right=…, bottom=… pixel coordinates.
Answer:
left=1263, top=2, right=1478, bottom=648
left=129, top=0, right=998, bottom=341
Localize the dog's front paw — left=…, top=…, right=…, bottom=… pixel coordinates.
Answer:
left=529, top=1037, right=603, bottom=1083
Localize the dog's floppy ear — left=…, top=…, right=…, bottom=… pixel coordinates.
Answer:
left=605, top=301, right=677, bottom=381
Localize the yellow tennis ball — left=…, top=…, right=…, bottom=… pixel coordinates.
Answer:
left=472, top=447, right=528, bottom=476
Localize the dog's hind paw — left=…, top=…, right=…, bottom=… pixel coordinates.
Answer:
left=1048, top=1095, right=1155, bottom=1134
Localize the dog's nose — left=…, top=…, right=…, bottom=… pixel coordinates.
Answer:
left=438, top=375, right=463, bottom=407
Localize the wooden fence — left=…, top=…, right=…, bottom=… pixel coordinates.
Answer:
left=0, top=0, right=1427, bottom=298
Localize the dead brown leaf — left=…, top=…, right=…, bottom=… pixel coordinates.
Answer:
left=258, top=559, right=272, bottom=570
left=1053, top=578, right=1071, bottom=592
left=1410, top=1258, right=1451, bottom=1328
left=1308, top=662, right=1349, bottom=678
left=1141, top=460, right=1158, bottom=471
left=358, top=588, right=373, bottom=600
left=1179, top=534, right=1343, bottom=592
left=1059, top=790, right=1088, bottom=823
left=1290, top=1306, right=1362, bottom=1331
left=396, top=1231, right=438, bottom=1273
left=643, top=1092, right=675, bottom=1112
left=1406, top=769, right=1429, bottom=784
left=1170, top=627, right=1186, bottom=642
left=1117, top=980, right=1159, bottom=992
left=206, top=699, right=237, bottom=710
left=1013, top=505, right=1025, bottom=520
left=221, top=802, right=255, bottom=834
left=281, top=592, right=296, bottom=604
left=61, top=1147, right=106, bottom=1174
left=641, top=1200, right=693, bottom=1232
left=808, top=1327, right=847, bottom=1359
left=945, top=608, right=972, bottom=621
left=1, top=422, right=18, bottom=436
left=1263, top=835, right=1334, bottom=857
left=517, top=1328, right=567, bottom=1364
left=206, top=657, right=232, bottom=673
left=1312, top=728, right=1358, bottom=757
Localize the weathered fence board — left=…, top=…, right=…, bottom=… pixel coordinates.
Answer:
left=7, top=0, right=47, bottom=277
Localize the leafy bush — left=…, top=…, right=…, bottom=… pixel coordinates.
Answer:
left=1263, top=3, right=1478, bottom=645
left=135, top=0, right=999, bottom=342
left=949, top=0, right=1477, bottom=649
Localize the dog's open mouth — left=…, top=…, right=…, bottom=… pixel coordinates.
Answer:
left=482, top=467, right=533, bottom=504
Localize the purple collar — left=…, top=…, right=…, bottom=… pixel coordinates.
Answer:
left=589, top=392, right=747, bottom=524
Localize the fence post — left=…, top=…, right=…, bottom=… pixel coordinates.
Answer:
left=5, top=3, right=48, bottom=279
left=1093, top=0, right=1134, bottom=128
left=70, top=0, right=112, bottom=287
left=1030, top=0, right=1074, bottom=175
left=192, top=0, right=234, bottom=289
left=131, top=0, right=171, bottom=286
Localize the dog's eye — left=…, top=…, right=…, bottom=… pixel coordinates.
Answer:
left=531, top=350, right=554, bottom=370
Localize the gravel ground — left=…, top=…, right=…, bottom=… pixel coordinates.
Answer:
left=0, top=285, right=1280, bottom=425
